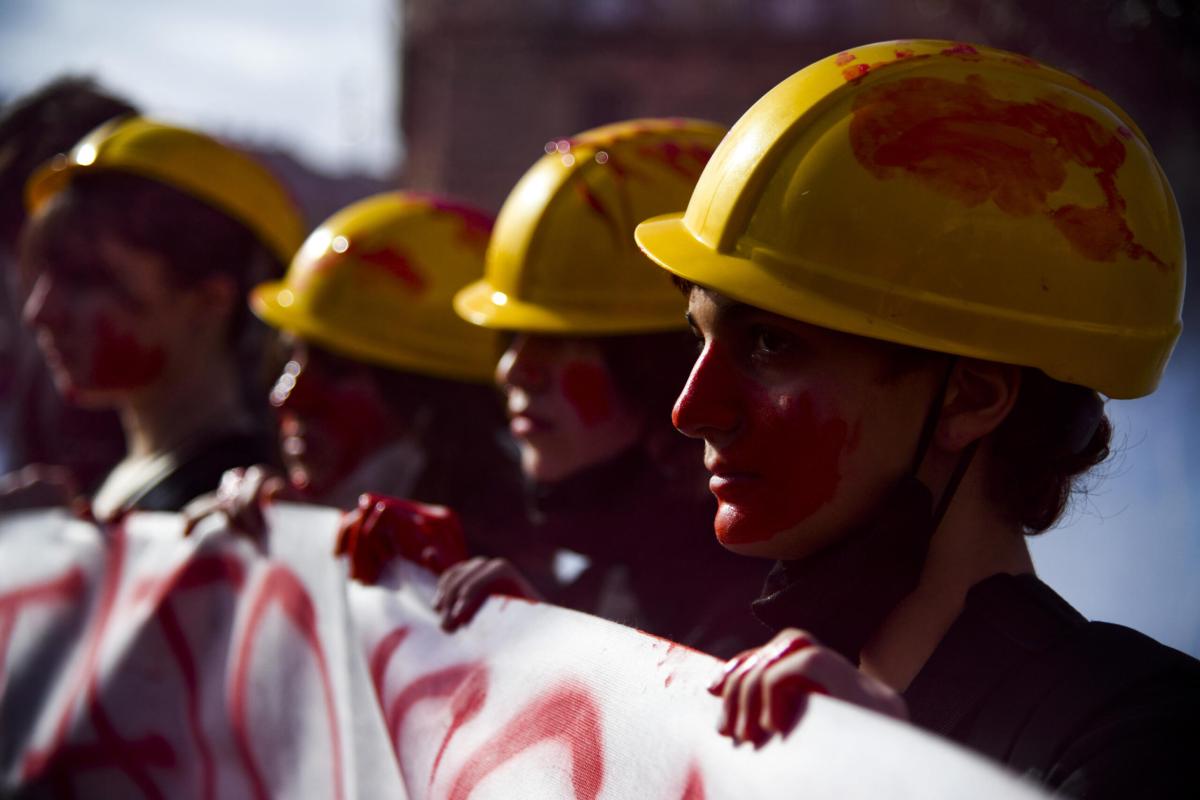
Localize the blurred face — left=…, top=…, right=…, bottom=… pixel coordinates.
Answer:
left=495, top=333, right=646, bottom=484
left=269, top=338, right=398, bottom=498
left=673, top=287, right=937, bottom=559
left=21, top=228, right=205, bottom=407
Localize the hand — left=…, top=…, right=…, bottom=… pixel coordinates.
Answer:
left=181, top=465, right=291, bottom=538
left=333, top=493, right=468, bottom=584
left=432, top=557, right=543, bottom=632
left=707, top=628, right=908, bottom=748
left=0, top=464, right=88, bottom=517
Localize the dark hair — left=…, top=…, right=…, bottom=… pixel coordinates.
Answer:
left=597, top=329, right=705, bottom=479
left=0, top=76, right=137, bottom=249
left=989, top=368, right=1112, bottom=534
left=21, top=170, right=282, bottom=340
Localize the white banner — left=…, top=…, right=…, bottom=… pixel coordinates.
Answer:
left=0, top=505, right=1041, bottom=798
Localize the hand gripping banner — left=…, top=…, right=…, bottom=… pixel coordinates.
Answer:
left=0, top=506, right=1042, bottom=798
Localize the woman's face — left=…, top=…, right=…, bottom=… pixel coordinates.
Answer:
left=495, top=333, right=646, bottom=484
left=673, top=286, right=938, bottom=559
left=269, top=338, right=397, bottom=499
left=21, top=228, right=206, bottom=407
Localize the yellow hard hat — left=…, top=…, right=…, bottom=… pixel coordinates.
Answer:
left=251, top=192, right=499, bottom=383
left=26, top=116, right=305, bottom=265
left=455, top=118, right=726, bottom=334
left=636, top=41, right=1185, bottom=399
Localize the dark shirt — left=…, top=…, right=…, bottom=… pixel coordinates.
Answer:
left=904, top=573, right=1200, bottom=797
left=123, top=429, right=276, bottom=514
left=523, top=446, right=769, bottom=659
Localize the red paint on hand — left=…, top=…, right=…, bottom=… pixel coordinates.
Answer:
left=447, top=683, right=604, bottom=800
left=850, top=75, right=1169, bottom=270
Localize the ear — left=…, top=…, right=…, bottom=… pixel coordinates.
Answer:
left=934, top=359, right=1021, bottom=453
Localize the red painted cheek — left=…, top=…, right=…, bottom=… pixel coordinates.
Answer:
left=560, top=360, right=617, bottom=427
left=714, top=390, right=852, bottom=546
left=283, top=370, right=395, bottom=496
left=87, top=315, right=166, bottom=390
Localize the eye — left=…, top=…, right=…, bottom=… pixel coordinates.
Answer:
left=750, top=324, right=795, bottom=358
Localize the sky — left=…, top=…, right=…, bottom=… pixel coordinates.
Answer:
left=0, top=0, right=400, bottom=176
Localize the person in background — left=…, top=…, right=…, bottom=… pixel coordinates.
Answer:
left=16, top=117, right=304, bottom=519
left=194, top=192, right=524, bottom=569
left=0, top=77, right=134, bottom=500
left=634, top=40, right=1200, bottom=795
left=426, top=119, right=768, bottom=657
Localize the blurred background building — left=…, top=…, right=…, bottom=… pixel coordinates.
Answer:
left=2, top=0, right=1198, bottom=654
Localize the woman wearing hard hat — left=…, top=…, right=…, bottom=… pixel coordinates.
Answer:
left=18, top=117, right=301, bottom=519
left=634, top=41, right=1200, bottom=794
left=190, top=191, right=525, bottom=576
left=432, top=119, right=766, bottom=656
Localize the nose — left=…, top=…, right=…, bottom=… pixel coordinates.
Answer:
left=494, top=333, right=550, bottom=394
left=672, top=341, right=741, bottom=443
left=22, top=273, right=63, bottom=331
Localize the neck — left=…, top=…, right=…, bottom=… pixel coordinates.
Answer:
left=859, top=446, right=1033, bottom=692
left=119, top=352, right=247, bottom=458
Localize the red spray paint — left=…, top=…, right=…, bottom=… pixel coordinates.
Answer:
left=132, top=554, right=247, bottom=800
left=229, top=565, right=344, bottom=800
left=21, top=525, right=178, bottom=799
left=681, top=762, right=706, bottom=800
left=382, top=661, right=488, bottom=777
left=89, top=315, right=167, bottom=390
left=369, top=626, right=410, bottom=700
left=560, top=360, right=618, bottom=428
left=849, top=74, right=1170, bottom=270
left=447, top=683, right=604, bottom=800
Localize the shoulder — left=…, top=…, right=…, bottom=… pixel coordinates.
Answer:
left=909, top=573, right=1200, bottom=795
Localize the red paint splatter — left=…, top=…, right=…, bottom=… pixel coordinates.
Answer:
left=574, top=180, right=625, bottom=250
left=895, top=48, right=915, bottom=60
left=842, top=63, right=871, bottom=81
left=229, top=565, right=344, bottom=800
left=674, top=343, right=851, bottom=545
left=835, top=52, right=856, bottom=66
left=636, top=141, right=714, bottom=182
left=132, top=555, right=246, bottom=800
left=664, top=673, right=674, bottom=688
left=369, top=626, right=410, bottom=700
left=447, top=683, right=604, bottom=800
left=681, top=762, right=706, bottom=800
left=849, top=75, right=1169, bottom=270
left=377, top=659, right=489, bottom=788
left=89, top=315, right=166, bottom=390
left=419, top=195, right=495, bottom=245
left=21, top=525, right=177, bottom=799
left=355, top=247, right=426, bottom=293
left=560, top=360, right=617, bottom=427
left=941, top=42, right=980, bottom=58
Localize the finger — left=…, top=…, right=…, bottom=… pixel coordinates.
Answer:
left=735, top=659, right=768, bottom=747
left=718, top=654, right=757, bottom=739
left=443, top=559, right=509, bottom=630
left=433, top=557, right=490, bottom=612
left=709, top=646, right=759, bottom=695
left=759, top=658, right=827, bottom=737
